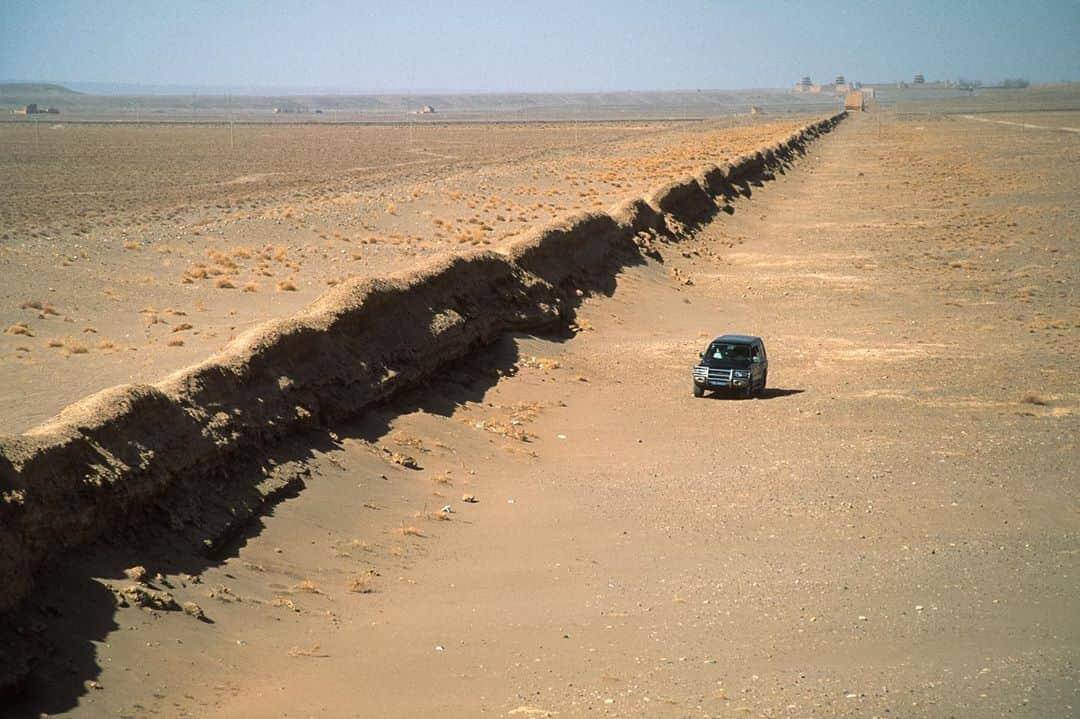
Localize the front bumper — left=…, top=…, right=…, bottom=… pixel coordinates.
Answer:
left=693, top=366, right=749, bottom=388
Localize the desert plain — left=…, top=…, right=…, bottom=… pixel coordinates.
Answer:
left=1, top=86, right=1078, bottom=718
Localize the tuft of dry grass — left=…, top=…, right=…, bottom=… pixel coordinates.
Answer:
left=242, top=281, right=258, bottom=293
left=46, top=338, right=64, bottom=348
left=19, top=300, right=43, bottom=311
left=4, top=322, right=32, bottom=337
left=1020, top=392, right=1048, bottom=406
left=293, top=579, right=322, bottom=594
left=270, top=598, right=299, bottom=612
left=348, top=571, right=377, bottom=594
left=167, top=338, right=184, bottom=347
left=385, top=202, right=397, bottom=215
left=277, top=279, right=298, bottom=292
left=399, top=524, right=425, bottom=538
left=171, top=322, right=193, bottom=333
left=521, top=355, right=561, bottom=371
left=215, top=278, right=236, bottom=289
left=63, top=339, right=89, bottom=355
left=287, top=644, right=329, bottom=658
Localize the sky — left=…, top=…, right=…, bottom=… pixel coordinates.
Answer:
left=1, top=0, right=1078, bottom=93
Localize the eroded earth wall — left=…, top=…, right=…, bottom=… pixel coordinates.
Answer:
left=0, top=113, right=846, bottom=615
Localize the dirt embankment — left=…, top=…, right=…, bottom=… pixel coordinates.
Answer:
left=0, top=113, right=845, bottom=625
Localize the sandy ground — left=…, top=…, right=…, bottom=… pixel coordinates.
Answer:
left=0, top=116, right=812, bottom=434
left=7, top=109, right=1080, bottom=718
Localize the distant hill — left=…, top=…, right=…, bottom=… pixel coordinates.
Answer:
left=0, top=83, right=83, bottom=97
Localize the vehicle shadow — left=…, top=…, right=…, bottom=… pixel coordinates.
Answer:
left=704, top=388, right=804, bottom=400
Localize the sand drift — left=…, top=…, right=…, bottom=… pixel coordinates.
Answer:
left=0, top=113, right=845, bottom=617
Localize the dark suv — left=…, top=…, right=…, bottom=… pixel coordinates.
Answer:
left=692, top=334, right=768, bottom=398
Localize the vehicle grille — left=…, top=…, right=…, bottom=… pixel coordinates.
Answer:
left=693, top=366, right=733, bottom=386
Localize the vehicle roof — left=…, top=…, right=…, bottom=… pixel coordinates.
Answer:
left=711, top=334, right=762, bottom=344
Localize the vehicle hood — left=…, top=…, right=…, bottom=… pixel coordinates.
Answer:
left=699, top=357, right=752, bottom=370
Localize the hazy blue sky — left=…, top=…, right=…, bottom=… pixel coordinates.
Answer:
left=2, top=0, right=1078, bottom=92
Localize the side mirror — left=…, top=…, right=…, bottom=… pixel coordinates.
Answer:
left=698, top=351, right=704, bottom=359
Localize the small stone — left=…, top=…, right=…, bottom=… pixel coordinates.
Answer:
left=461, top=494, right=478, bottom=503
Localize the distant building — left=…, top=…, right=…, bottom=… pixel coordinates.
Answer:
left=793, top=76, right=825, bottom=93
left=420, top=105, right=435, bottom=114
left=913, top=74, right=926, bottom=84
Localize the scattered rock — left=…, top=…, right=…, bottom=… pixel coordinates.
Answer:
left=123, top=565, right=148, bottom=583
left=115, top=584, right=179, bottom=611
left=461, top=494, right=478, bottom=503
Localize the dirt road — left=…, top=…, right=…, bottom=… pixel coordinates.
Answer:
left=11, top=111, right=1078, bottom=718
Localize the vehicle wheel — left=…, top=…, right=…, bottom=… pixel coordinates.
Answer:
left=693, top=384, right=705, bottom=398
left=757, top=372, right=768, bottom=397
left=743, top=383, right=754, bottom=399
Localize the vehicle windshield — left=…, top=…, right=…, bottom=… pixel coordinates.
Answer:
left=706, top=342, right=751, bottom=361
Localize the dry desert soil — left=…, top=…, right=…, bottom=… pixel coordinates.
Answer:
left=3, top=104, right=1079, bottom=718
left=0, top=115, right=812, bottom=434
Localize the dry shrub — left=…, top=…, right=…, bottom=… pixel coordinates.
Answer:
left=123, top=240, right=139, bottom=250
left=348, top=572, right=376, bottom=594
left=521, top=355, right=560, bottom=370
left=270, top=598, right=299, bottom=612
left=171, top=322, right=193, bottom=333
left=293, top=579, right=322, bottom=594
left=399, top=524, right=425, bottom=538
left=215, top=278, right=236, bottom=289
left=64, top=339, right=89, bottom=355
left=431, top=474, right=453, bottom=486
left=167, top=338, right=184, bottom=347
left=46, top=338, right=64, bottom=348
left=1020, top=392, right=1047, bottom=406
left=4, top=323, right=32, bottom=337
left=242, top=281, right=258, bottom=293
left=287, top=644, right=329, bottom=658
left=19, top=300, right=43, bottom=311
left=82, top=326, right=97, bottom=334
left=97, top=339, right=119, bottom=351
left=277, top=279, right=298, bottom=292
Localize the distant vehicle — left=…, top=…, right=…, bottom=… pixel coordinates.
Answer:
left=692, top=334, right=768, bottom=398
